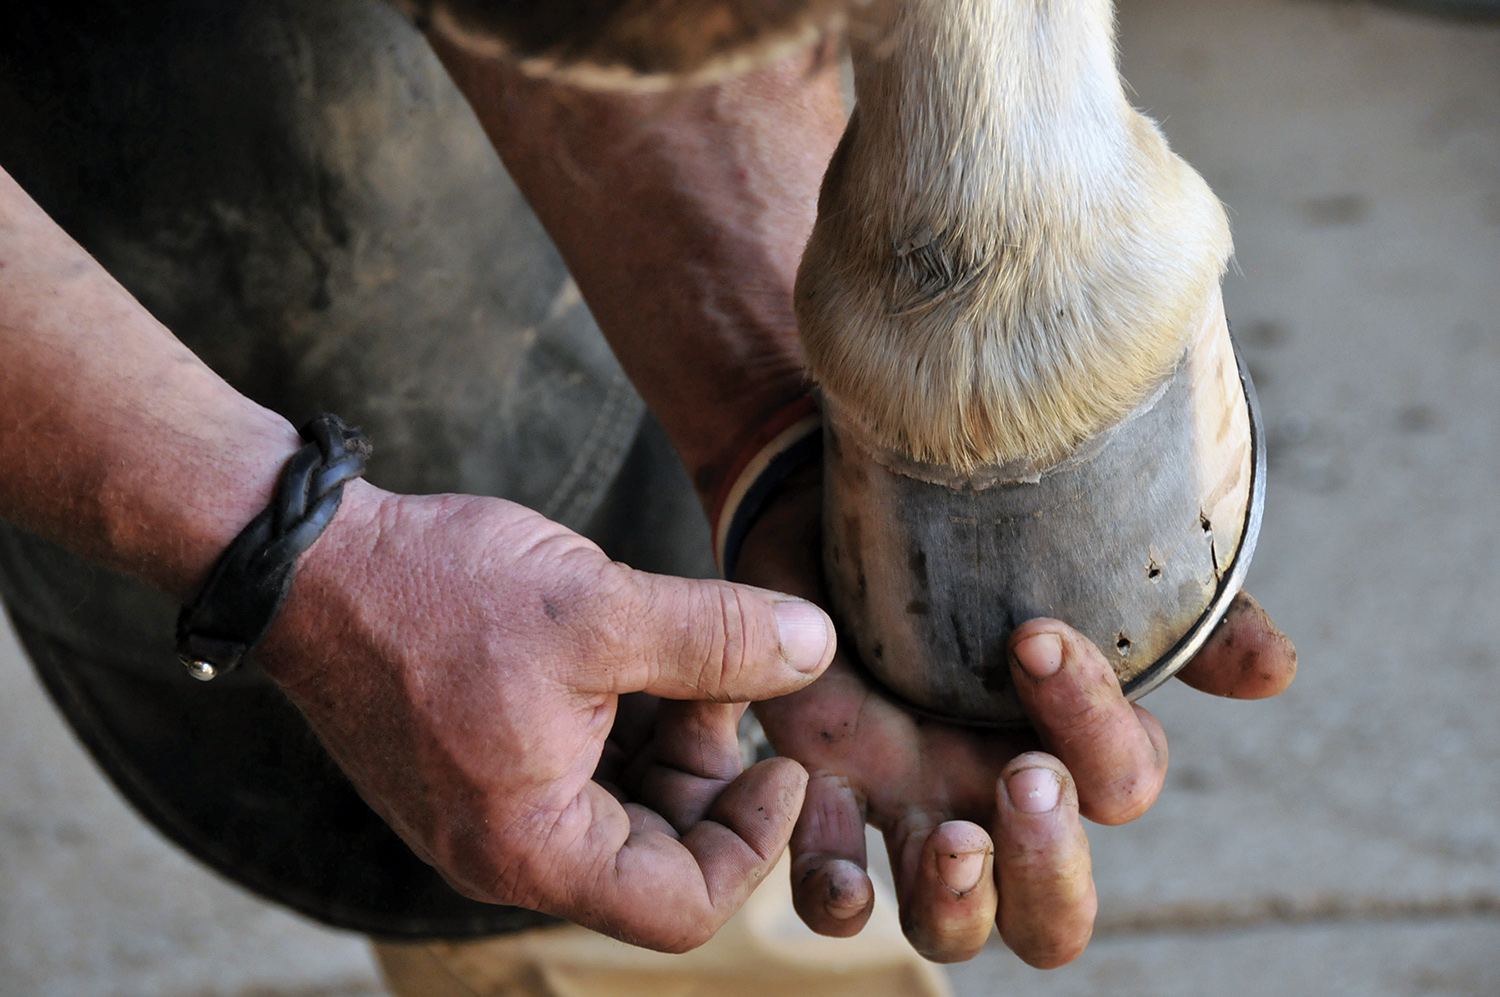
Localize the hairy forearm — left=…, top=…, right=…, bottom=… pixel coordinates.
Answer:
left=429, top=40, right=846, bottom=501
left=0, top=165, right=300, bottom=599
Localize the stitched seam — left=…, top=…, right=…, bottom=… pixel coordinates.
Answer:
left=540, top=373, right=644, bottom=529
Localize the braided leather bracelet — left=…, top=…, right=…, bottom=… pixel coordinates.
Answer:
left=176, top=414, right=371, bottom=681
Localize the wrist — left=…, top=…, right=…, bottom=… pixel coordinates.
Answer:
left=708, top=394, right=822, bottom=576
left=727, top=457, right=823, bottom=593
left=174, top=415, right=373, bottom=681
left=432, top=42, right=843, bottom=510
left=680, top=370, right=813, bottom=503
left=105, top=403, right=304, bottom=602
left=254, top=475, right=388, bottom=691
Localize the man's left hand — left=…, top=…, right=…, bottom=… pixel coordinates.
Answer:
left=738, top=469, right=1296, bottom=966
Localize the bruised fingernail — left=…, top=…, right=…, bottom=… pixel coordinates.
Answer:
left=813, top=861, right=873, bottom=919
left=1014, top=632, right=1063, bottom=679
left=774, top=599, right=834, bottom=673
left=937, top=850, right=986, bottom=894
left=1007, top=767, right=1062, bottom=814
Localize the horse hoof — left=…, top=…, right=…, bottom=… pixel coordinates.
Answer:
left=822, top=293, right=1265, bottom=726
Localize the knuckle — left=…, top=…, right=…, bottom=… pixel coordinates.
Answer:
left=547, top=559, right=648, bottom=686
left=594, top=581, right=643, bottom=665
left=682, top=583, right=752, bottom=697
left=1056, top=705, right=1165, bottom=825
left=609, top=575, right=760, bottom=697
left=713, top=585, right=755, bottom=692
left=437, top=829, right=541, bottom=910
left=485, top=843, right=543, bottom=908
left=1029, top=654, right=1126, bottom=734
left=1050, top=691, right=1131, bottom=749
left=1085, top=762, right=1164, bottom=825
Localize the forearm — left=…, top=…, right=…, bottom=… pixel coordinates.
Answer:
left=0, top=164, right=300, bottom=599
left=429, top=40, right=846, bottom=502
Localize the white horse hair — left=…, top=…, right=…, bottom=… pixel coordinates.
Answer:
left=797, top=0, right=1232, bottom=472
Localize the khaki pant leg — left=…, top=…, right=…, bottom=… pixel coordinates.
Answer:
left=373, top=853, right=950, bottom=997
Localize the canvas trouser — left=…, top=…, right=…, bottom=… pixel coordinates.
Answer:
left=0, top=1, right=948, bottom=991
left=0, top=0, right=702, bottom=938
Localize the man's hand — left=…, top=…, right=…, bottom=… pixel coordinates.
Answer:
left=424, top=33, right=1300, bottom=965
left=738, top=470, right=1296, bottom=966
left=258, top=480, right=835, bottom=952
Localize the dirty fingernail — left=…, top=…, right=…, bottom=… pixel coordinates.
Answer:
left=815, top=861, right=872, bottom=919
left=827, top=894, right=867, bottom=920
left=775, top=599, right=834, bottom=673
left=937, top=849, right=987, bottom=894
left=1014, top=632, right=1064, bottom=679
left=1007, top=767, right=1062, bottom=814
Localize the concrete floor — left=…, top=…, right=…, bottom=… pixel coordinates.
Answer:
left=2, top=0, right=1498, bottom=993
left=954, top=0, right=1500, bottom=991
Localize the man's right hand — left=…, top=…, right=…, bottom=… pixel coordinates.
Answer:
left=2, top=137, right=844, bottom=956
left=258, top=480, right=836, bottom=951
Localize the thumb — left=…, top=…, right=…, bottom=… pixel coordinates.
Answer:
left=614, top=572, right=836, bottom=701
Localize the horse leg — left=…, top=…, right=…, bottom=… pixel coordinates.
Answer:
left=800, top=0, right=1259, bottom=723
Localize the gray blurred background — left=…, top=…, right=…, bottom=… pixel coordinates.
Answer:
left=2, top=0, right=1497, bottom=993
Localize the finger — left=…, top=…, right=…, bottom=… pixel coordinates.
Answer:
left=629, top=700, right=745, bottom=833
left=596, top=692, right=659, bottom=791
left=994, top=754, right=1096, bottom=969
left=608, top=692, right=661, bottom=756
left=624, top=801, right=681, bottom=838
left=1176, top=592, right=1297, bottom=699
left=524, top=757, right=808, bottom=953
left=1009, top=619, right=1168, bottom=825
left=610, top=572, right=836, bottom=701
left=889, top=818, right=998, bottom=963
left=789, top=773, right=875, bottom=936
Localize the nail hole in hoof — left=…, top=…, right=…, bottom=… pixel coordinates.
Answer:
left=1147, top=560, right=1162, bottom=580
left=1199, top=513, right=1213, bottom=534
left=1116, top=633, right=1132, bottom=655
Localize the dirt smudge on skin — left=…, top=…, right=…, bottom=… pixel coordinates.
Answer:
left=1186, top=592, right=1297, bottom=697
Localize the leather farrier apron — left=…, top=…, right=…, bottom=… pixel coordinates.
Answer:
left=0, top=0, right=715, bottom=938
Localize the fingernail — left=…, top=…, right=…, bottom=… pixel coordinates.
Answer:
left=1007, top=768, right=1062, bottom=814
left=827, top=894, right=866, bottom=920
left=775, top=599, right=833, bottom=673
left=1013, top=632, right=1063, bottom=679
left=937, top=850, right=986, bottom=894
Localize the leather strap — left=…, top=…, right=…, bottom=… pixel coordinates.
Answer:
left=175, top=414, right=370, bottom=680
